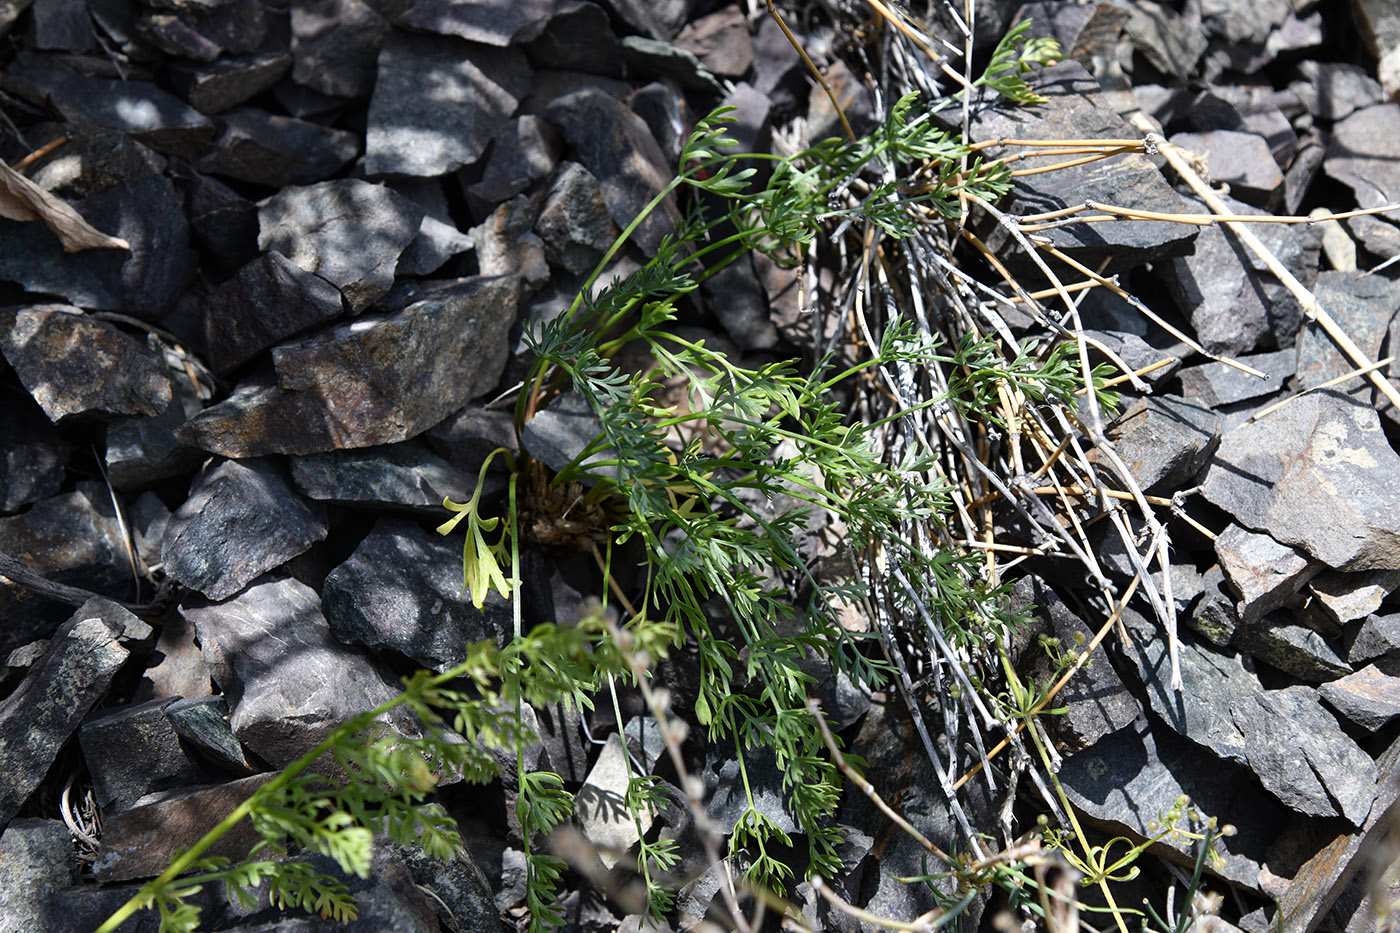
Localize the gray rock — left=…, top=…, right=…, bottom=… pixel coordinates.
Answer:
left=0, top=819, right=76, bottom=933
left=967, top=60, right=1198, bottom=276
left=165, top=695, right=253, bottom=775
left=389, top=844, right=501, bottom=933
left=1009, top=577, right=1140, bottom=751
left=290, top=440, right=476, bottom=512
left=596, top=0, right=690, bottom=40
left=1283, top=132, right=1327, bottom=214
left=1346, top=613, right=1400, bottom=665
left=1184, top=86, right=1299, bottom=168
left=1290, top=62, right=1383, bottom=123
left=31, top=0, right=93, bottom=49
left=103, top=352, right=206, bottom=489
left=161, top=458, right=328, bottom=601
left=1164, top=190, right=1319, bottom=354
left=1200, top=390, right=1400, bottom=571
left=1230, top=686, right=1376, bottom=825
left=1, top=53, right=214, bottom=155
left=0, top=489, right=134, bottom=656
left=1214, top=523, right=1322, bottom=626
left=1294, top=270, right=1400, bottom=391
left=0, top=393, right=69, bottom=512
left=0, top=601, right=129, bottom=828
left=167, top=48, right=293, bottom=114
left=394, top=0, right=553, bottom=45
left=195, top=107, right=360, bottom=189
left=1309, top=570, right=1400, bottom=628
left=1326, top=105, right=1400, bottom=212
left=290, top=0, right=388, bottom=98
left=674, top=6, right=754, bottom=78
left=258, top=179, right=423, bottom=313
left=1175, top=349, right=1292, bottom=407
left=470, top=195, right=549, bottom=294
left=1126, top=0, right=1206, bottom=81
left=426, top=404, right=519, bottom=475
left=630, top=79, right=690, bottom=166
left=545, top=88, right=681, bottom=259
left=577, top=733, right=653, bottom=869
left=702, top=253, right=777, bottom=351
left=185, top=170, right=260, bottom=273
left=620, top=35, right=724, bottom=95
left=396, top=210, right=474, bottom=278
left=1084, top=329, right=1181, bottom=385
left=1200, top=0, right=1290, bottom=45
left=24, top=123, right=166, bottom=198
left=463, top=114, right=562, bottom=216
left=1189, top=564, right=1240, bottom=647
left=520, top=390, right=606, bottom=474
left=1320, top=664, right=1400, bottom=730
left=181, top=575, right=416, bottom=767
left=704, top=743, right=795, bottom=837
left=204, top=251, right=345, bottom=373
left=92, top=773, right=275, bottom=882
left=1057, top=725, right=1283, bottom=889
left=323, top=516, right=511, bottom=670
left=1234, top=613, right=1351, bottom=682
left=0, top=175, right=196, bottom=316
left=521, top=1, right=625, bottom=80
left=366, top=30, right=531, bottom=177
left=1169, top=130, right=1282, bottom=208
left=535, top=162, right=619, bottom=276
left=135, top=0, right=268, bottom=60
left=1105, top=394, right=1219, bottom=494
left=79, top=697, right=202, bottom=813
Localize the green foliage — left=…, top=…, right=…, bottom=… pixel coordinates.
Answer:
left=974, top=18, right=1064, bottom=103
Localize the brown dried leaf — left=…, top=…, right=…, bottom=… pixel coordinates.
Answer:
left=0, top=157, right=131, bottom=252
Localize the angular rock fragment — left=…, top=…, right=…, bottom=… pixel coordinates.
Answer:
left=165, top=696, right=253, bottom=775
left=463, top=114, right=562, bottom=215
left=367, top=30, right=531, bottom=177
left=1320, top=665, right=1400, bottom=730
left=1346, top=613, right=1400, bottom=666
left=471, top=195, right=548, bottom=293
left=0, top=176, right=196, bottom=315
left=0, top=393, right=69, bottom=512
left=196, top=108, right=360, bottom=189
left=674, top=6, right=754, bottom=78
left=135, top=0, right=267, bottom=61
left=394, top=0, right=553, bottom=45
left=289, top=439, right=476, bottom=512
left=1290, top=62, right=1383, bottom=123
left=1326, top=105, right=1400, bottom=213
left=1294, top=271, right=1400, bottom=391
left=965, top=60, right=1198, bottom=276
left=79, top=698, right=202, bottom=813
left=103, top=355, right=205, bottom=489
left=167, top=48, right=292, bottom=114
left=290, top=0, right=388, bottom=98
left=1169, top=130, right=1282, bottom=208
left=181, top=575, right=416, bottom=767
left=1175, top=349, right=1291, bottom=408
left=1105, top=394, right=1219, bottom=494
left=621, top=36, right=724, bottom=95
left=702, top=253, right=777, bottom=351
left=576, top=733, right=652, bottom=869
left=426, top=404, right=518, bottom=475
left=545, top=88, right=680, bottom=258
left=323, top=517, right=512, bottom=671
left=1233, top=613, right=1351, bottom=682
left=92, top=773, right=275, bottom=882
left=1188, top=565, right=1240, bottom=647
left=535, top=162, right=618, bottom=276
left=161, top=458, right=328, bottom=601
left=183, top=170, right=259, bottom=273
left=1126, top=0, right=1206, bottom=80
left=23, top=124, right=166, bottom=198
left=0, top=819, right=76, bottom=932
left=1214, top=523, right=1322, bottom=626
left=0, top=601, right=130, bottom=828
left=1308, top=570, right=1400, bottom=629
left=258, top=179, right=422, bottom=312
left=203, top=251, right=344, bottom=373
left=596, top=0, right=689, bottom=40
left=1200, top=390, right=1400, bottom=571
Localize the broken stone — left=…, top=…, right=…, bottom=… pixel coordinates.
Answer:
left=1234, top=612, right=1352, bottom=682
left=194, top=107, right=360, bottom=189
left=1294, top=270, right=1400, bottom=391
left=1169, top=130, right=1283, bottom=208
left=395, top=0, right=552, bottom=45
left=23, top=123, right=166, bottom=199
left=425, top=404, right=519, bottom=475
left=1189, top=564, right=1241, bottom=647
left=0, top=601, right=129, bottom=828
left=520, top=391, right=607, bottom=474
left=102, top=352, right=205, bottom=489
left=79, top=697, right=202, bottom=813
left=522, top=1, right=625, bottom=79
left=184, top=170, right=260, bottom=274
left=1200, top=390, right=1400, bottom=571
left=545, top=88, right=681, bottom=259
left=165, top=695, right=254, bottom=775
left=366, top=30, right=532, bottom=177
left=203, top=251, right=344, bottom=374
left=595, top=0, right=688, bottom=41
left=0, top=819, right=76, bottom=933
left=702, top=253, right=778, bottom=352
left=323, top=517, right=512, bottom=671
left=92, top=773, right=275, bottom=882
left=167, top=48, right=292, bottom=114
left=967, top=60, right=1198, bottom=276
left=535, top=162, right=619, bottom=276
left=181, top=575, right=416, bottom=767
left=135, top=0, right=267, bottom=61
left=470, top=195, right=549, bottom=294
left=1126, top=0, right=1206, bottom=82
left=1290, top=62, right=1384, bottom=124
left=258, top=179, right=424, bottom=313
left=630, top=79, right=691, bottom=165
left=574, top=733, right=648, bottom=869
left=1283, top=132, right=1327, bottom=215
left=0, top=390, right=69, bottom=512
left=1105, top=394, right=1220, bottom=494
left=1175, top=349, right=1292, bottom=408
left=1320, top=664, right=1400, bottom=730
left=1346, top=613, right=1400, bottom=666
left=290, top=439, right=476, bottom=512
left=0, top=176, right=196, bottom=315
left=1214, top=523, right=1323, bottom=626
left=674, top=5, right=754, bottom=78
left=133, top=609, right=213, bottom=704
left=289, top=0, right=388, bottom=98
left=621, top=35, right=725, bottom=95
left=161, top=457, right=328, bottom=601
left=463, top=114, right=562, bottom=216
left=1326, top=105, right=1400, bottom=213
left=1309, top=570, right=1400, bottom=629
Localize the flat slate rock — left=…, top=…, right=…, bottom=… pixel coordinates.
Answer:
left=394, top=0, right=553, bottom=45
left=535, top=161, right=619, bottom=276
left=167, top=48, right=292, bottom=114
left=1214, top=523, right=1322, bottom=626
left=0, top=394, right=68, bottom=512
left=23, top=123, right=166, bottom=199
left=103, top=361, right=205, bottom=489
left=464, top=114, right=562, bottom=215
left=0, top=305, right=170, bottom=422
left=1169, top=129, right=1283, bottom=208
left=965, top=60, right=1198, bottom=276
left=1319, top=664, right=1400, bottom=730
left=1175, top=349, right=1292, bottom=407
left=544, top=88, right=681, bottom=259
left=1200, top=389, right=1400, bottom=571
left=289, top=439, right=476, bottom=511
left=78, top=697, right=201, bottom=813
left=1233, top=613, right=1352, bottom=683
left=0, top=600, right=130, bottom=828
left=1294, top=270, right=1400, bottom=390
left=0, top=176, right=196, bottom=315
left=0, top=819, right=75, bottom=933
left=366, top=29, right=532, bottom=176
left=1291, top=61, right=1384, bottom=123
left=323, top=516, right=512, bottom=671
left=181, top=575, right=417, bottom=767
left=203, top=250, right=344, bottom=373
left=257, top=179, right=423, bottom=313
left=289, top=0, right=389, bottom=98
left=193, top=107, right=360, bottom=188
left=1104, top=394, right=1219, bottom=494
left=161, top=457, right=328, bottom=600
left=1347, top=613, right=1400, bottom=665
left=1311, top=569, right=1400, bottom=628
left=178, top=276, right=518, bottom=456
left=1325, top=104, right=1400, bottom=211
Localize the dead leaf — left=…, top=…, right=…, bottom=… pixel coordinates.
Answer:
left=0, top=157, right=131, bottom=253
